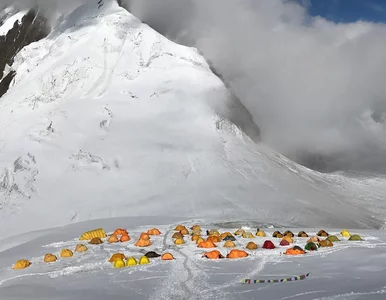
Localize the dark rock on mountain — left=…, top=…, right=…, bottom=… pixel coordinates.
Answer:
left=0, top=9, right=50, bottom=98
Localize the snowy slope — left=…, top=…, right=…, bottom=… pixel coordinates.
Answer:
left=0, top=0, right=385, bottom=242
left=0, top=217, right=386, bottom=300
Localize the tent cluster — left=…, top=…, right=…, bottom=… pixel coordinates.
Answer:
left=12, top=227, right=166, bottom=270
left=109, top=251, right=174, bottom=268
left=13, top=244, right=88, bottom=269
left=12, top=226, right=365, bottom=269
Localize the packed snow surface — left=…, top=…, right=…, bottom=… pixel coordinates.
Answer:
left=0, top=0, right=386, bottom=242
left=0, top=217, right=386, bottom=300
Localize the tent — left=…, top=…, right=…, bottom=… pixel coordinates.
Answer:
left=317, top=230, right=329, bottom=237
left=161, top=253, right=174, bottom=260
left=44, top=254, right=57, bottom=262
left=283, top=230, right=294, bottom=237
left=227, top=249, right=248, bottom=259
left=89, top=237, right=103, bottom=244
left=326, top=235, right=340, bottom=242
left=207, top=235, right=222, bottom=243
left=319, top=239, right=333, bottom=247
left=246, top=242, right=258, bottom=250
left=13, top=259, right=31, bottom=269
left=279, top=239, right=290, bottom=246
left=75, top=244, right=88, bottom=252
left=298, top=231, right=308, bottom=237
left=285, top=246, right=305, bottom=255
left=348, top=234, right=363, bottom=241
left=263, top=240, right=276, bottom=249
left=126, top=257, right=137, bottom=266
left=80, top=228, right=107, bottom=240
left=256, top=230, right=266, bottom=237
left=272, top=231, right=283, bottom=238
left=224, top=240, right=236, bottom=248
left=304, top=242, right=318, bottom=251
left=109, top=253, right=126, bottom=262
left=139, top=256, right=150, bottom=265
left=223, top=235, right=236, bottom=241
left=60, top=249, right=73, bottom=258
left=341, top=229, right=351, bottom=237
left=198, top=240, right=216, bottom=248
left=202, top=250, right=224, bottom=259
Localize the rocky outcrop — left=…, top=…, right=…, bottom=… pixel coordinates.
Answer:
left=0, top=9, right=49, bottom=98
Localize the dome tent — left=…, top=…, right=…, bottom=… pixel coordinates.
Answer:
left=109, top=253, right=126, bottom=262
left=256, top=229, right=266, bottom=237
left=223, top=235, right=236, bottom=241
left=326, top=235, right=340, bottom=242
left=224, top=240, right=236, bottom=247
left=298, top=231, right=308, bottom=237
left=60, top=249, right=74, bottom=257
left=279, top=239, right=290, bottom=246
left=348, top=234, right=363, bottom=241
left=227, top=249, right=248, bottom=259
left=75, top=244, right=88, bottom=252
left=319, top=239, right=333, bottom=247
left=246, top=242, right=258, bottom=250
left=126, top=257, right=137, bottom=266
left=272, top=231, right=283, bottom=238
left=285, top=246, right=305, bottom=255
left=113, top=258, right=125, bottom=268
left=341, top=229, right=351, bottom=237
left=44, top=254, right=57, bottom=263
left=317, top=230, right=329, bottom=237
left=89, top=237, right=103, bottom=244
left=139, top=256, right=150, bottom=265
left=13, top=259, right=31, bottom=269
left=161, top=253, right=174, bottom=260
left=202, top=250, right=224, bottom=259
left=283, top=230, right=294, bottom=237
left=304, top=242, right=318, bottom=251
left=263, top=240, right=276, bottom=249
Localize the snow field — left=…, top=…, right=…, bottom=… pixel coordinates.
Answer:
left=1, top=218, right=386, bottom=299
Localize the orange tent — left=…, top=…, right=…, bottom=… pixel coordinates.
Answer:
left=120, top=234, right=131, bottom=242
left=226, top=249, right=248, bottom=259
left=113, top=228, right=128, bottom=236
left=202, top=250, right=224, bottom=259
left=147, top=228, right=161, bottom=235
left=161, top=253, right=175, bottom=260
left=108, top=235, right=119, bottom=243
left=135, top=239, right=152, bottom=247
left=198, top=240, right=216, bottom=248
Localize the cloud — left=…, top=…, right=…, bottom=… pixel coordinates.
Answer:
left=122, top=0, right=386, bottom=173
left=3, top=0, right=386, bottom=173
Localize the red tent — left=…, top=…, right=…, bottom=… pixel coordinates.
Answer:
left=263, top=240, right=276, bottom=249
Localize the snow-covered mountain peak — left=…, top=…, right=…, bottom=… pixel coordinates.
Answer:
left=0, top=1, right=384, bottom=240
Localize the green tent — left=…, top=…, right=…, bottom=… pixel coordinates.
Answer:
left=348, top=234, right=363, bottom=241
left=304, top=242, right=318, bottom=251
left=326, top=235, right=340, bottom=242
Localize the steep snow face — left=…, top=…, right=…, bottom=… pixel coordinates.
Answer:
left=0, top=0, right=384, bottom=239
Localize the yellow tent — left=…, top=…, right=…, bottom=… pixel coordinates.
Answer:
left=79, top=228, right=107, bottom=240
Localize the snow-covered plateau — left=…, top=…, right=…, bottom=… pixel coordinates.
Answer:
left=0, top=1, right=386, bottom=299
